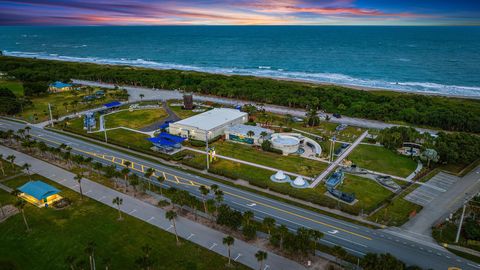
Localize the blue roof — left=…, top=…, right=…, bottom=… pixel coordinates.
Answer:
left=104, top=101, right=122, bottom=108
left=50, top=81, right=72, bottom=88
left=158, top=132, right=185, bottom=143
left=18, top=180, right=60, bottom=200
left=326, top=171, right=344, bottom=188
left=147, top=137, right=177, bottom=146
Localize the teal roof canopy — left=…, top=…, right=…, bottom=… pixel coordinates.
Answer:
left=18, top=180, right=60, bottom=200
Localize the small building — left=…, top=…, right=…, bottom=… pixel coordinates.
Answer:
left=49, top=81, right=73, bottom=93
left=102, top=101, right=122, bottom=113
left=183, top=94, right=194, bottom=110
left=84, top=112, right=96, bottom=131
left=225, top=124, right=273, bottom=145
left=147, top=132, right=185, bottom=153
left=169, top=108, right=248, bottom=141
left=17, top=180, right=62, bottom=207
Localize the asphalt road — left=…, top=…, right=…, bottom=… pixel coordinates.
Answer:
left=1, top=119, right=477, bottom=270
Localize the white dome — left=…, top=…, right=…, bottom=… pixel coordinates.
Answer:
left=274, top=171, right=286, bottom=180
left=293, top=176, right=306, bottom=186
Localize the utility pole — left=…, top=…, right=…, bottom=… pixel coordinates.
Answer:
left=103, top=118, right=108, bottom=143
left=455, top=196, right=469, bottom=243
left=205, top=130, right=209, bottom=170
left=48, top=103, right=54, bottom=127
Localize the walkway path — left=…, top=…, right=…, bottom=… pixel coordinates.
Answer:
left=310, top=131, right=368, bottom=187
left=0, top=145, right=305, bottom=270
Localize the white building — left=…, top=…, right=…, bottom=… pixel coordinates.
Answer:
left=225, top=124, right=273, bottom=145
left=169, top=108, right=247, bottom=141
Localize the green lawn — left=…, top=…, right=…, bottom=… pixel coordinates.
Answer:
left=208, top=141, right=327, bottom=177
left=337, top=175, right=393, bottom=212
left=348, top=144, right=417, bottom=177
left=368, top=197, right=422, bottom=226
left=0, top=174, right=248, bottom=270
left=15, top=89, right=122, bottom=123
left=105, top=109, right=168, bottom=130
left=105, top=129, right=152, bottom=150
left=182, top=150, right=383, bottom=215
left=291, top=121, right=366, bottom=143
left=167, top=100, right=204, bottom=119
left=0, top=80, right=24, bottom=96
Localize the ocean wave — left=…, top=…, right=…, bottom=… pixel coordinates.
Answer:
left=4, top=50, right=480, bottom=98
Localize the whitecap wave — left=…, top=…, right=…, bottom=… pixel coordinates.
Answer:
left=3, top=50, right=480, bottom=98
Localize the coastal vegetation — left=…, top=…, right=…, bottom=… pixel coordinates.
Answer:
left=1, top=56, right=479, bottom=133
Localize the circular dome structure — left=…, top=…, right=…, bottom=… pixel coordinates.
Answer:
left=271, top=134, right=300, bottom=155
left=291, top=176, right=309, bottom=188
left=270, top=170, right=290, bottom=183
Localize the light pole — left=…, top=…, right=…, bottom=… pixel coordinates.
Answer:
left=455, top=194, right=469, bottom=243
left=103, top=117, right=108, bottom=143
left=48, top=103, right=54, bottom=127
left=205, top=130, right=210, bottom=170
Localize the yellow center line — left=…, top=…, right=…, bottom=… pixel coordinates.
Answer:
left=32, top=134, right=372, bottom=241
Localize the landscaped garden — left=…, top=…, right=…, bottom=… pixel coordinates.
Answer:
left=0, top=174, right=248, bottom=270
left=348, top=144, right=417, bottom=178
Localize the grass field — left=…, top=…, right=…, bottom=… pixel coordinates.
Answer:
left=337, top=175, right=393, bottom=212
left=15, top=89, right=121, bottom=123
left=167, top=100, right=205, bottom=119
left=0, top=80, right=24, bottom=96
left=368, top=196, right=422, bottom=226
left=0, top=174, right=248, bottom=270
left=207, top=141, right=327, bottom=177
left=105, top=109, right=168, bottom=130
left=181, top=150, right=390, bottom=215
left=348, top=144, right=417, bottom=177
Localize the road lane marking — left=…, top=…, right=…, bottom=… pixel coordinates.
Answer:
left=166, top=225, right=173, bottom=231
left=187, top=233, right=195, bottom=240
left=99, top=196, right=106, bottom=201
left=234, top=254, right=242, bottom=261
left=129, top=209, right=137, bottom=214
left=263, top=265, right=270, bottom=270
left=247, top=203, right=256, bottom=207
left=209, top=243, right=217, bottom=250
left=146, top=216, right=155, bottom=222
left=328, top=230, right=339, bottom=234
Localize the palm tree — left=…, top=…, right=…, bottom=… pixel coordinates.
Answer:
left=214, top=189, right=224, bottom=215
left=112, top=197, right=123, bottom=220
left=255, top=250, right=267, bottom=270
left=139, top=93, right=145, bottom=101
left=129, top=175, right=140, bottom=197
left=259, top=131, right=268, bottom=143
left=74, top=173, right=84, bottom=200
left=143, top=168, right=154, bottom=190
left=262, top=217, right=276, bottom=236
left=123, top=161, right=131, bottom=169
left=84, top=241, right=97, bottom=270
left=210, top=184, right=219, bottom=193
left=6, top=155, right=16, bottom=171
left=166, top=210, right=180, bottom=245
left=223, top=236, right=235, bottom=266
left=0, top=154, right=5, bottom=176
left=310, top=229, right=324, bottom=254
left=157, top=175, right=165, bottom=196
left=199, top=185, right=209, bottom=214
left=93, top=162, right=103, bottom=174
left=22, top=163, right=32, bottom=180
left=277, top=224, right=288, bottom=249
left=243, top=211, right=254, bottom=226
left=121, top=167, right=130, bottom=190
left=14, top=198, right=30, bottom=232
left=24, top=126, right=31, bottom=135
left=247, top=130, right=255, bottom=138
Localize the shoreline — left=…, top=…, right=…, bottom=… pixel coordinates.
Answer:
left=3, top=53, right=480, bottom=100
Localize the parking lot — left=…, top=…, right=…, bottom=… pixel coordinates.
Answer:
left=405, top=172, right=459, bottom=206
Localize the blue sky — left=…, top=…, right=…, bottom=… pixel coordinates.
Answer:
left=0, top=0, right=479, bottom=25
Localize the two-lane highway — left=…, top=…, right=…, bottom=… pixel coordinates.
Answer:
left=1, top=119, right=478, bottom=270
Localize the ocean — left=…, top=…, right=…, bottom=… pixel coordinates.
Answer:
left=1, top=26, right=479, bottom=97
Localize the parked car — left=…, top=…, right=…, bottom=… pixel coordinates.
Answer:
left=333, top=113, right=342, bottom=118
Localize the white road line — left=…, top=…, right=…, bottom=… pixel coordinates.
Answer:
left=166, top=225, right=173, bottom=231
left=468, top=263, right=480, bottom=269
left=264, top=265, right=270, bottom=270
left=209, top=243, right=217, bottom=250
left=234, top=254, right=242, bottom=261
left=59, top=179, right=66, bottom=183
left=72, top=184, right=79, bottom=188
left=146, top=216, right=155, bottom=222
left=85, top=190, right=92, bottom=194
left=98, top=196, right=106, bottom=201
left=187, top=233, right=195, bottom=240
left=129, top=209, right=137, bottom=214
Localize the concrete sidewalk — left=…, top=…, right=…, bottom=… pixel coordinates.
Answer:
left=1, top=145, right=305, bottom=270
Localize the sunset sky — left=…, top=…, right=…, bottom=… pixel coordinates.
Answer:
left=1, top=0, right=479, bottom=26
